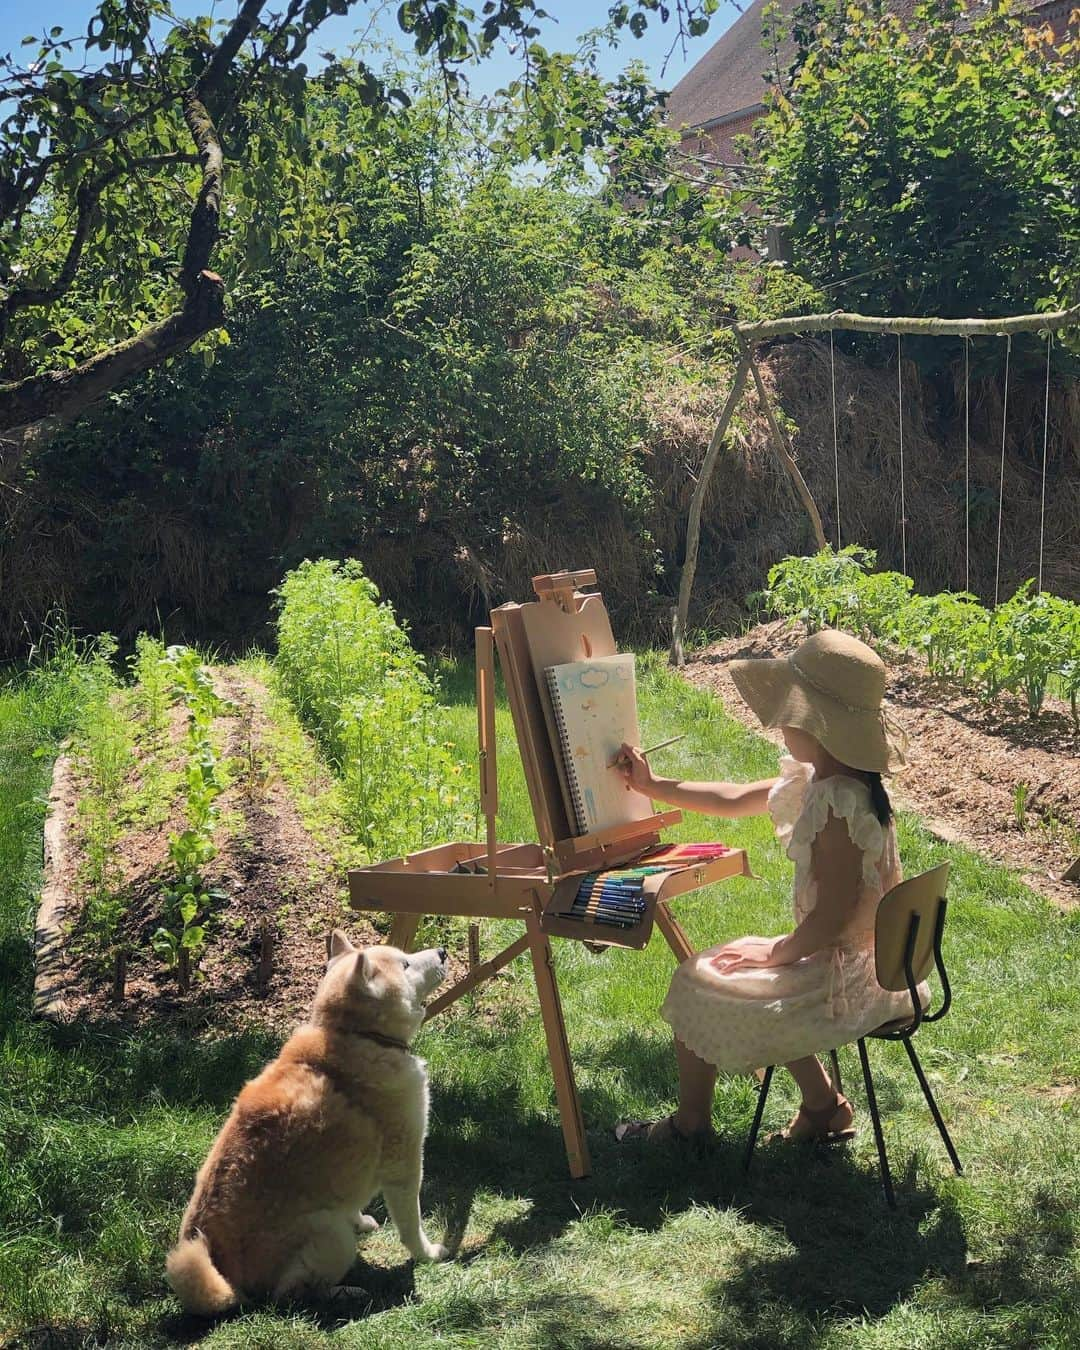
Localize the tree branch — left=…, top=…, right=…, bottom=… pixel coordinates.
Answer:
left=735, top=302, right=1080, bottom=340
left=0, top=269, right=224, bottom=444
left=2, top=154, right=199, bottom=325
left=197, top=0, right=268, bottom=100
left=179, top=92, right=224, bottom=295
left=0, top=85, right=228, bottom=457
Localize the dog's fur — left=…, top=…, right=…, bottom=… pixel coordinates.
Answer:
left=165, top=931, right=449, bottom=1313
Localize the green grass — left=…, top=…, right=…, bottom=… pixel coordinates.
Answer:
left=1, top=651, right=1078, bottom=1347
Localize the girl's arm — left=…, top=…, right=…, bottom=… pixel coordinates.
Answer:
left=615, top=744, right=777, bottom=819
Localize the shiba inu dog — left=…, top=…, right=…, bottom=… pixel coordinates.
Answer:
left=166, top=931, right=449, bottom=1313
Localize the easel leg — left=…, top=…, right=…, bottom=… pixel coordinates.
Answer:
left=388, top=913, right=422, bottom=952
left=526, top=911, right=591, bottom=1179
left=654, top=901, right=694, bottom=964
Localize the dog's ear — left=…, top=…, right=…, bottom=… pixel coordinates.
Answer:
left=327, top=928, right=354, bottom=962
left=350, top=950, right=369, bottom=984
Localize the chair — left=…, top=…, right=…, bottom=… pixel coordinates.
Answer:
left=743, top=862, right=963, bottom=1208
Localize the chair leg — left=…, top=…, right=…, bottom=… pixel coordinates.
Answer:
left=829, top=1048, right=843, bottom=1095
left=857, top=1038, right=896, bottom=1209
left=902, top=1036, right=963, bottom=1176
left=743, top=1065, right=774, bottom=1174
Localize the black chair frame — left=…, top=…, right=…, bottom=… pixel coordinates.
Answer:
left=743, top=898, right=962, bottom=1208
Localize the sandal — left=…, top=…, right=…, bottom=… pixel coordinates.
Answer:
left=767, top=1093, right=856, bottom=1145
left=614, top=1114, right=712, bottom=1145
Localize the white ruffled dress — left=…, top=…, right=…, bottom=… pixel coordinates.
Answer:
left=661, top=757, right=922, bottom=1072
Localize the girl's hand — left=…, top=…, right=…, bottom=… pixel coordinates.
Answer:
left=710, top=937, right=779, bottom=973
left=613, top=743, right=655, bottom=794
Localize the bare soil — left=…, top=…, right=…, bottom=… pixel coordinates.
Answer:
left=52, top=670, right=465, bottom=1032
left=682, top=620, right=1080, bottom=912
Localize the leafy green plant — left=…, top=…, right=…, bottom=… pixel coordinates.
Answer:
left=74, top=662, right=135, bottom=958
left=151, top=647, right=230, bottom=980
left=1013, top=783, right=1029, bottom=834
left=992, top=585, right=1079, bottom=719
left=758, top=548, right=1080, bottom=720
left=274, top=558, right=469, bottom=858
left=760, top=546, right=876, bottom=634
left=130, top=636, right=170, bottom=748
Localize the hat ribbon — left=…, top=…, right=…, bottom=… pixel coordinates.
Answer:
left=788, top=655, right=880, bottom=714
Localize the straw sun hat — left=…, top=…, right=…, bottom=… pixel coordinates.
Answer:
left=728, top=629, right=906, bottom=775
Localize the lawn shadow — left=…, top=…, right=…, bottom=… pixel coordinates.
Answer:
left=423, top=1037, right=971, bottom=1335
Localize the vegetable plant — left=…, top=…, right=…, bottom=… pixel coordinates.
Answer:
left=760, top=548, right=1080, bottom=721
left=151, top=647, right=230, bottom=979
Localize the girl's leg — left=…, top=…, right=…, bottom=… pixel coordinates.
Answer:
left=782, top=1055, right=854, bottom=1138
left=673, top=1036, right=718, bottom=1135
left=784, top=1055, right=836, bottom=1111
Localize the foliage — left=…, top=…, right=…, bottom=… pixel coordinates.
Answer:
left=0, top=0, right=723, bottom=446
left=745, top=0, right=1079, bottom=356
left=151, top=645, right=229, bottom=973
left=36, top=633, right=133, bottom=957
left=274, top=558, right=468, bottom=858
left=0, top=47, right=824, bottom=658
left=760, top=547, right=1080, bottom=721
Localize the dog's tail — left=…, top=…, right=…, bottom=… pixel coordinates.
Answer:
left=165, top=1232, right=238, bottom=1316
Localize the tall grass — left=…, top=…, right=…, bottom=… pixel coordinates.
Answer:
left=273, top=559, right=469, bottom=859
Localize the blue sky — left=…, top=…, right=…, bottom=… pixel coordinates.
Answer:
left=1, top=1, right=737, bottom=95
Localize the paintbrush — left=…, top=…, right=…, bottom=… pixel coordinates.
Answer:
left=610, top=733, right=686, bottom=769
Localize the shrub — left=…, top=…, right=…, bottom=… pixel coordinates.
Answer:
left=273, top=559, right=466, bottom=858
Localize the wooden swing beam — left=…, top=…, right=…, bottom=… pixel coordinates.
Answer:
left=734, top=301, right=1080, bottom=341
left=670, top=301, right=1080, bottom=666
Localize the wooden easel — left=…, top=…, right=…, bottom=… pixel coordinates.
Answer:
left=348, top=570, right=751, bottom=1177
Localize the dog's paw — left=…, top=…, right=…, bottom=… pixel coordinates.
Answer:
left=416, top=1241, right=449, bottom=1263
left=354, top=1214, right=380, bottom=1235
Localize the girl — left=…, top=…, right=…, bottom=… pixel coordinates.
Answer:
left=614, top=628, right=917, bottom=1145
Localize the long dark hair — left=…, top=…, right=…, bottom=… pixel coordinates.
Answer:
left=865, top=772, right=893, bottom=825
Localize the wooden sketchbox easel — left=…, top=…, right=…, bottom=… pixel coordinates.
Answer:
left=347, top=570, right=751, bottom=1178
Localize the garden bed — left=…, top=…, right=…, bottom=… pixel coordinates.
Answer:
left=41, top=664, right=392, bottom=1029
left=683, top=619, right=1080, bottom=911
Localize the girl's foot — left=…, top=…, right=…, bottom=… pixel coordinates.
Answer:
left=769, top=1093, right=855, bottom=1145
left=614, top=1114, right=712, bottom=1145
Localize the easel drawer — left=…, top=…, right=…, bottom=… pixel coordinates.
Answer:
left=539, top=847, right=751, bottom=950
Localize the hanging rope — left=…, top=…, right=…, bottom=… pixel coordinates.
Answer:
left=963, top=337, right=971, bottom=594
left=829, top=329, right=841, bottom=549
left=1038, top=331, right=1052, bottom=593
left=994, top=334, right=1012, bottom=607
left=897, top=334, right=907, bottom=575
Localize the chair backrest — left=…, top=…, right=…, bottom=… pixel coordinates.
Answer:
left=874, top=863, right=951, bottom=993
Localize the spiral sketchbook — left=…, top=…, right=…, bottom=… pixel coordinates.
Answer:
left=544, top=654, right=654, bottom=835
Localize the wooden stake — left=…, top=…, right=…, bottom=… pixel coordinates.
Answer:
left=468, top=922, right=480, bottom=971
left=671, top=353, right=752, bottom=667
left=111, top=948, right=127, bottom=1002
left=257, top=919, right=275, bottom=992
left=178, top=947, right=190, bottom=992
left=743, top=337, right=828, bottom=553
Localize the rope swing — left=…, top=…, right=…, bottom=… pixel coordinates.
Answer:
left=896, top=334, right=907, bottom=576
left=1038, top=331, right=1052, bottom=594
left=829, top=329, right=841, bottom=549
left=994, top=334, right=1012, bottom=607
left=963, top=337, right=971, bottom=594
